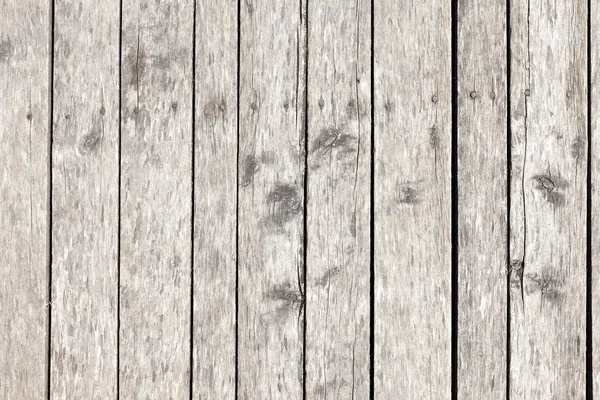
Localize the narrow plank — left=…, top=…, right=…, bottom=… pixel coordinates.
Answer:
left=120, top=0, right=193, bottom=397
left=594, top=0, right=600, bottom=392
left=192, top=0, right=237, bottom=397
left=51, top=0, right=119, bottom=396
left=237, top=0, right=307, bottom=397
left=305, top=0, right=371, bottom=397
left=0, top=0, right=50, bottom=397
left=373, top=0, right=452, bottom=397
left=456, top=0, right=507, bottom=397
left=509, top=0, right=588, bottom=396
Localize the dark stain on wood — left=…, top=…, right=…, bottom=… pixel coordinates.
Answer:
left=266, top=183, right=301, bottom=226
left=0, top=39, right=13, bottom=63
left=241, top=155, right=260, bottom=187
left=532, top=173, right=568, bottom=207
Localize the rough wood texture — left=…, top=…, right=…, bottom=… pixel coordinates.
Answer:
left=373, top=0, right=452, bottom=397
left=119, top=0, right=193, bottom=397
left=305, top=0, right=371, bottom=397
left=192, top=0, right=237, bottom=397
left=0, top=0, right=49, bottom=397
left=237, top=0, right=307, bottom=397
left=457, top=0, right=507, bottom=397
left=51, top=0, right=119, bottom=397
left=509, top=0, right=587, bottom=396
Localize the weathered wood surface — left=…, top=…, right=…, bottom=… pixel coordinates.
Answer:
left=509, top=0, right=588, bottom=397
left=305, top=0, right=371, bottom=398
left=192, top=0, right=237, bottom=397
left=457, top=0, right=507, bottom=397
left=237, top=0, right=307, bottom=397
left=0, top=0, right=50, bottom=397
left=2, top=0, right=599, bottom=397
left=51, top=0, right=119, bottom=397
left=119, top=0, right=193, bottom=397
left=373, top=0, right=452, bottom=397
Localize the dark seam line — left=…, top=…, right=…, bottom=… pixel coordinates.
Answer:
left=506, top=0, right=512, bottom=397
left=235, top=0, right=241, bottom=396
left=117, top=0, right=123, bottom=396
left=587, top=0, right=593, bottom=396
left=302, top=0, right=309, bottom=397
left=369, top=0, right=375, bottom=398
left=190, top=0, right=197, bottom=398
left=451, top=0, right=458, bottom=398
left=47, top=0, right=55, bottom=398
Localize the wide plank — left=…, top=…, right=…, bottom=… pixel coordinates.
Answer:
left=119, top=0, right=193, bottom=396
left=237, top=0, right=307, bottom=397
left=305, top=0, right=371, bottom=397
left=509, top=0, right=588, bottom=396
left=0, top=0, right=50, bottom=397
left=373, top=0, right=452, bottom=397
left=457, top=0, right=508, bottom=397
left=51, top=0, right=119, bottom=396
left=192, top=0, right=237, bottom=397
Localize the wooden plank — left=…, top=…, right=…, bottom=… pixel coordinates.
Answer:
left=50, top=0, right=119, bottom=396
left=456, top=0, right=507, bottom=397
left=119, top=0, right=193, bottom=397
left=373, top=0, right=452, bottom=397
left=305, top=0, right=371, bottom=397
left=509, top=0, right=588, bottom=396
left=0, top=0, right=50, bottom=397
left=594, top=0, right=600, bottom=393
left=237, top=0, right=307, bottom=397
left=192, top=0, right=237, bottom=397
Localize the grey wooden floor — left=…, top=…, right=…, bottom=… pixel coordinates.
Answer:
left=1, top=0, right=598, bottom=398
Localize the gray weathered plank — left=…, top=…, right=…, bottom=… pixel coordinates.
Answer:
left=237, top=0, right=307, bottom=397
left=192, top=0, right=237, bottom=397
left=373, top=0, right=452, bottom=397
left=120, top=0, right=193, bottom=397
left=457, top=0, right=507, bottom=397
left=0, top=0, right=50, bottom=397
left=51, top=0, right=119, bottom=396
left=594, top=0, right=600, bottom=392
left=509, top=0, right=587, bottom=396
left=305, top=0, right=371, bottom=397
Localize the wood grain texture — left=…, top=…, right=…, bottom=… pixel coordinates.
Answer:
left=0, top=0, right=50, bottom=397
left=119, top=0, right=193, bottom=397
left=509, top=0, right=587, bottom=396
left=192, top=0, right=237, bottom=397
left=305, top=0, right=371, bottom=397
left=51, top=0, right=119, bottom=396
left=594, top=0, right=600, bottom=393
left=237, top=0, right=307, bottom=397
left=457, top=0, right=507, bottom=397
left=373, top=0, right=452, bottom=397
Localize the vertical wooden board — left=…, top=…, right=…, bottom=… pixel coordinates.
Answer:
left=456, top=0, right=507, bottom=397
left=593, top=0, right=600, bottom=393
left=305, top=0, right=371, bottom=397
left=120, top=0, right=193, bottom=397
left=51, top=0, right=119, bottom=396
left=373, top=0, right=452, bottom=397
left=237, top=0, right=306, bottom=397
left=0, top=0, right=49, bottom=397
left=509, top=0, right=587, bottom=397
left=192, top=0, right=237, bottom=397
